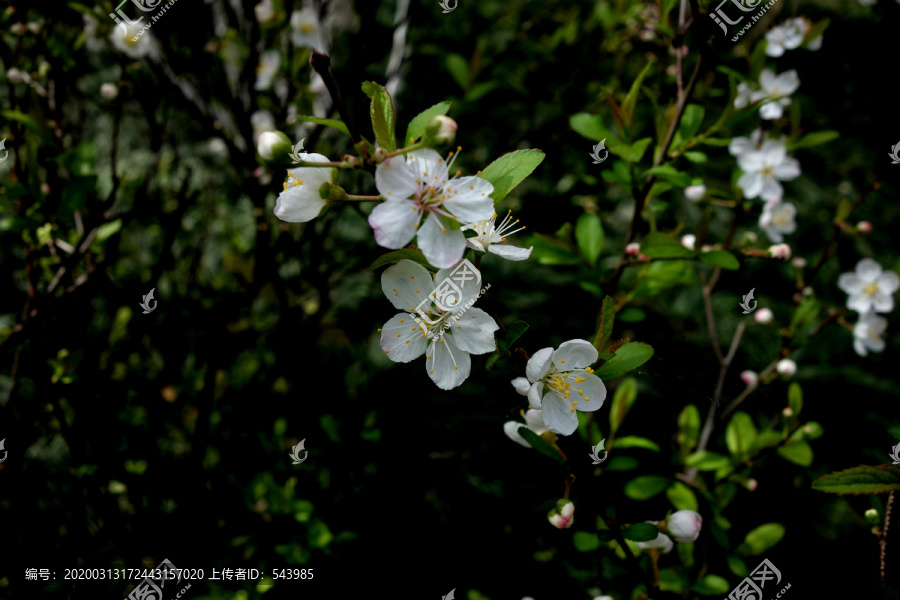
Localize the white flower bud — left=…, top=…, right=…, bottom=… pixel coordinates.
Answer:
left=10, top=23, right=26, bottom=35
left=792, top=256, right=807, bottom=268
left=636, top=531, right=674, bottom=554
left=768, top=243, right=792, bottom=259
left=754, top=308, right=774, bottom=324
left=7, top=68, right=23, bottom=84
left=865, top=508, right=880, bottom=524
left=426, top=115, right=457, bottom=145
left=740, top=370, right=758, bottom=386
left=41, top=183, right=50, bottom=195
left=257, top=131, right=291, bottom=160
left=681, top=234, right=696, bottom=250
left=783, top=406, right=793, bottom=417
left=547, top=499, right=575, bottom=529
left=744, top=478, right=758, bottom=491
left=776, top=358, right=797, bottom=377
left=254, top=0, right=276, bottom=24
left=684, top=184, right=706, bottom=201
left=666, top=509, right=703, bottom=543
left=100, top=83, right=118, bottom=100
left=373, top=147, right=387, bottom=163
left=511, top=377, right=531, bottom=396
left=27, top=22, right=42, bottom=34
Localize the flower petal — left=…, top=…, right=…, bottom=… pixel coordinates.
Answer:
left=523, top=409, right=547, bottom=434
left=379, top=313, right=428, bottom=362
left=856, top=258, right=883, bottom=282
left=381, top=259, right=435, bottom=311
left=540, top=392, right=579, bottom=436
left=569, top=372, right=607, bottom=412
left=417, top=213, right=467, bottom=269
left=375, top=154, right=419, bottom=200
left=527, top=382, right=544, bottom=409
left=878, top=271, right=900, bottom=294
left=872, top=292, right=895, bottom=313
left=838, top=273, right=863, bottom=295
left=368, top=200, right=420, bottom=249
left=512, top=376, right=531, bottom=395
left=434, top=259, right=484, bottom=309
left=526, top=347, right=554, bottom=383
left=426, top=334, right=472, bottom=390
left=442, top=176, right=495, bottom=223
left=274, top=186, right=326, bottom=223
left=406, top=148, right=450, bottom=189
left=488, top=244, right=533, bottom=261
left=759, top=101, right=783, bottom=120
left=773, top=157, right=800, bottom=180
left=446, top=307, right=498, bottom=355
left=503, top=421, right=532, bottom=448
left=551, top=339, right=599, bottom=370
left=847, top=294, right=874, bottom=314
left=737, top=172, right=764, bottom=200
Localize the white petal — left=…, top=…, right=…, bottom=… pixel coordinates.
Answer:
left=426, top=334, right=471, bottom=390
left=541, top=392, right=579, bottom=436
left=433, top=259, right=484, bottom=310
left=872, top=293, right=894, bottom=313
left=274, top=186, right=326, bottom=223
left=551, top=339, right=599, bottom=370
left=853, top=338, right=868, bottom=357
left=523, top=409, right=548, bottom=434
left=569, top=372, right=608, bottom=412
left=759, top=101, right=784, bottom=120
left=758, top=68, right=776, bottom=92
left=878, top=271, right=900, bottom=294
left=503, top=421, right=532, bottom=448
left=379, top=313, right=428, bottom=362
left=466, top=238, right=486, bottom=252
left=774, top=157, right=801, bottom=180
left=375, top=154, right=420, bottom=200
left=838, top=273, right=863, bottom=295
left=489, top=244, right=533, bottom=261
left=447, top=307, right=498, bottom=355
left=368, top=200, right=420, bottom=249
left=856, top=258, right=883, bottom=282
left=527, top=382, right=544, bottom=409
left=738, top=172, right=764, bottom=199
left=729, top=136, right=752, bottom=157
left=381, top=259, right=435, bottom=311
left=442, top=176, right=495, bottom=223
left=760, top=177, right=784, bottom=203
left=511, top=377, right=531, bottom=395
left=418, top=213, right=467, bottom=269
left=406, top=148, right=450, bottom=187
left=776, top=70, right=800, bottom=95
left=867, top=337, right=886, bottom=353
left=526, top=347, right=554, bottom=383
left=848, top=294, right=874, bottom=314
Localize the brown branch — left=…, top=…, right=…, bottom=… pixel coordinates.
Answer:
left=310, top=52, right=364, bottom=146
left=882, top=490, right=894, bottom=585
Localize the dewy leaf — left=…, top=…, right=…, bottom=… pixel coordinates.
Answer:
left=595, top=342, right=654, bottom=380
left=739, top=523, right=785, bottom=555
left=593, top=296, right=616, bottom=351
left=479, top=149, right=545, bottom=202
left=405, top=101, right=452, bottom=144
left=640, top=232, right=694, bottom=259
left=518, top=427, right=566, bottom=463
left=369, top=248, right=430, bottom=270
left=293, top=115, right=351, bottom=138
left=624, top=475, right=668, bottom=500
left=361, top=81, right=397, bottom=152
left=699, top=250, right=740, bottom=270
left=608, top=377, right=636, bottom=435
left=506, top=321, right=529, bottom=347
left=575, top=213, right=604, bottom=266
left=621, top=522, right=659, bottom=542
left=813, top=465, right=900, bottom=495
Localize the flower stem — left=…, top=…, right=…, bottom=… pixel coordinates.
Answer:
left=384, top=141, right=427, bottom=159
left=343, top=194, right=384, bottom=202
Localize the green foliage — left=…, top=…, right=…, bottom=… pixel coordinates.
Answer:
left=361, top=81, right=397, bottom=152
left=405, top=101, right=452, bottom=143
left=738, top=523, right=786, bottom=555
left=479, top=149, right=545, bottom=202
left=595, top=342, right=654, bottom=380
left=575, top=213, right=604, bottom=266
left=608, top=377, right=637, bottom=435
left=621, top=522, right=659, bottom=542
left=813, top=465, right=900, bottom=495
left=624, top=475, right=668, bottom=500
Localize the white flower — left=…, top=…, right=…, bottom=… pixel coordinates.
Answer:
left=729, top=128, right=767, bottom=158
left=734, top=81, right=754, bottom=109
left=251, top=110, right=276, bottom=144
left=255, top=50, right=281, bottom=91
left=503, top=409, right=549, bottom=448
left=463, top=211, right=532, bottom=261
left=254, top=0, right=277, bottom=25
left=273, top=153, right=333, bottom=222
left=776, top=358, right=797, bottom=377
left=666, top=510, right=703, bottom=543
left=750, top=69, right=800, bottom=120
left=291, top=6, right=327, bottom=51
left=759, top=200, right=796, bottom=243
left=792, top=257, right=807, bottom=268
left=368, top=148, right=495, bottom=269
left=853, top=311, right=887, bottom=357
left=100, top=83, right=118, bottom=100
left=768, top=243, right=792, bottom=259
left=520, top=340, right=608, bottom=436
left=740, top=370, right=758, bottom=386
left=257, top=131, right=290, bottom=160
left=681, top=234, right=696, bottom=250
left=378, top=259, right=498, bottom=390
left=547, top=499, right=575, bottom=529
left=838, top=258, right=900, bottom=314
left=636, top=529, right=674, bottom=554
left=109, top=20, right=157, bottom=59
left=684, top=184, right=706, bottom=201
left=737, top=139, right=800, bottom=202
left=754, top=308, right=774, bottom=324
left=765, top=18, right=808, bottom=57
left=511, top=377, right=531, bottom=396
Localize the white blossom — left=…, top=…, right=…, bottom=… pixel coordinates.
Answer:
left=853, top=311, right=887, bottom=357
left=463, top=211, right=532, bottom=261
left=273, top=153, right=333, bottom=222
left=776, top=358, right=797, bottom=377
left=666, top=510, right=703, bottom=543
left=751, top=69, right=800, bottom=120
left=737, top=139, right=800, bottom=202
left=255, top=50, right=281, bottom=91
left=503, top=409, right=549, bottom=448
left=759, top=200, right=797, bottom=243
left=838, top=258, right=900, bottom=314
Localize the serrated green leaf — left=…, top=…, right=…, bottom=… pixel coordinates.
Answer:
left=404, top=101, right=452, bottom=144
left=595, top=342, right=654, bottom=380
left=678, top=404, right=701, bottom=455
left=644, top=165, right=692, bottom=187
left=573, top=531, right=600, bottom=552
left=293, top=115, right=351, bottom=138
left=699, top=250, right=740, bottom=270
left=369, top=248, right=430, bottom=270
left=624, top=475, right=668, bottom=500
left=666, top=481, right=699, bottom=512
left=622, top=522, right=659, bottom=542
left=640, top=232, right=694, bottom=259
left=740, top=523, right=785, bottom=555
left=479, top=149, right=545, bottom=202
left=726, top=412, right=758, bottom=460
left=593, top=295, right=616, bottom=351
left=361, top=81, right=396, bottom=152
left=609, top=377, right=636, bottom=435
left=518, top=427, right=566, bottom=463
left=777, top=441, right=813, bottom=466
left=575, top=213, right=604, bottom=266
left=612, top=435, right=659, bottom=452
left=506, top=321, right=529, bottom=347
left=813, top=464, right=900, bottom=495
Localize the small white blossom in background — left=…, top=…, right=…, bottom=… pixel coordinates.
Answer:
left=636, top=529, right=674, bottom=554
left=251, top=110, right=276, bottom=145
left=291, top=5, right=327, bottom=51
left=754, top=308, right=774, bottom=324
left=765, top=18, right=823, bottom=57
left=378, top=260, right=498, bottom=390
left=776, top=358, right=797, bottom=377
left=503, top=409, right=549, bottom=448
left=729, top=128, right=767, bottom=159
left=273, top=153, right=333, bottom=222
left=681, top=234, right=696, bottom=250
left=792, top=257, right=807, bottom=268
left=519, top=339, right=608, bottom=436
left=6, top=68, right=23, bottom=84
left=666, top=510, right=703, bottom=543
left=100, top=83, right=118, bottom=100
left=254, top=0, right=278, bottom=25
left=684, top=184, right=706, bottom=201
left=463, top=211, right=532, bottom=261
left=257, top=131, right=291, bottom=160
left=109, top=21, right=158, bottom=59
left=368, top=148, right=495, bottom=269
left=769, top=243, right=792, bottom=259
left=547, top=499, right=575, bottom=529
left=759, top=200, right=797, bottom=242
left=783, top=407, right=793, bottom=417
left=734, top=81, right=754, bottom=109
left=740, top=370, right=758, bottom=386
left=737, top=139, right=800, bottom=202
left=853, top=312, right=887, bottom=356
left=751, top=69, right=801, bottom=120
left=838, top=258, right=900, bottom=314
left=255, top=50, right=281, bottom=91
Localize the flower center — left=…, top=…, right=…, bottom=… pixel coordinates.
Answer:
left=760, top=164, right=774, bottom=177
left=864, top=283, right=879, bottom=296
left=300, top=22, right=315, bottom=33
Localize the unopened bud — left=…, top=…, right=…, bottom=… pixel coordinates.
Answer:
left=857, top=221, right=872, bottom=233
left=744, top=478, right=759, bottom=491
left=372, top=148, right=387, bottom=163
left=10, top=23, right=26, bottom=35
left=740, top=370, right=758, bottom=386
left=681, top=234, right=696, bottom=250
left=41, top=183, right=50, bottom=195
left=665, top=509, right=703, bottom=543
left=792, top=257, right=807, bottom=268
left=547, top=499, right=575, bottom=529
left=754, top=308, right=773, bottom=324
left=100, top=83, right=118, bottom=100
left=425, top=115, right=457, bottom=145
left=256, top=131, right=292, bottom=161
left=625, top=242, right=641, bottom=257
left=865, top=508, right=880, bottom=525
left=768, top=243, right=792, bottom=260
left=776, top=358, right=797, bottom=377
left=341, top=154, right=362, bottom=168
left=782, top=407, right=793, bottom=417
left=27, top=22, right=42, bottom=34
left=6, top=68, right=23, bottom=84
left=684, top=184, right=706, bottom=201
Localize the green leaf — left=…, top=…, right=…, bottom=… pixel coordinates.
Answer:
left=739, top=523, right=785, bottom=555
left=570, top=113, right=614, bottom=141
left=527, top=234, right=580, bottom=265
left=609, top=138, right=653, bottom=163
left=749, top=429, right=784, bottom=453
left=777, top=441, right=813, bottom=466
left=606, top=456, right=639, bottom=471
left=369, top=248, right=430, bottom=270
left=573, top=531, right=600, bottom=552
left=405, top=101, right=452, bottom=144
left=505, top=321, right=529, bottom=347
left=678, top=404, right=701, bottom=455
left=727, top=555, right=748, bottom=577
left=640, top=232, right=694, bottom=259
left=813, top=465, right=900, bottom=495
left=725, top=412, right=758, bottom=460
left=685, top=450, right=731, bottom=471
left=593, top=295, right=616, bottom=351
left=643, top=165, right=692, bottom=187
left=624, top=475, right=668, bottom=500
left=293, top=115, right=351, bottom=138
left=361, top=81, right=397, bottom=152
left=632, top=260, right=698, bottom=299
left=479, top=149, right=545, bottom=202
left=699, top=250, right=740, bottom=270
left=518, top=427, right=565, bottom=463
left=691, top=575, right=730, bottom=596
left=666, top=481, right=699, bottom=512
left=789, top=297, right=821, bottom=336
left=678, top=104, right=706, bottom=141
left=445, top=53, right=469, bottom=89
left=575, top=213, right=604, bottom=266
left=684, top=151, right=708, bottom=163
left=622, top=523, right=660, bottom=542
left=595, top=342, right=654, bottom=380
left=890, top=427, right=900, bottom=441
left=618, top=307, right=646, bottom=323
left=788, top=130, right=839, bottom=151
left=612, top=435, right=659, bottom=452
left=788, top=382, right=803, bottom=417
left=1, top=109, right=54, bottom=144
left=609, top=377, right=636, bottom=435
left=622, top=60, right=655, bottom=126
left=697, top=137, right=732, bottom=147
left=96, top=219, right=122, bottom=243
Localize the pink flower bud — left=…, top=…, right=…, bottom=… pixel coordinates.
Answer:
left=857, top=221, right=872, bottom=233
left=776, top=358, right=797, bottom=377
left=100, top=83, right=118, bottom=100
left=740, top=370, right=758, bottom=386
left=666, top=509, right=703, bottom=543
left=10, top=23, right=26, bottom=35
left=744, top=478, right=758, bottom=491
left=754, top=308, right=773, bottom=324
left=681, top=234, right=696, bottom=250
left=792, top=257, right=806, bottom=268
left=684, top=184, right=706, bottom=201
left=625, top=242, right=641, bottom=257
left=768, top=243, right=792, bottom=259
left=783, top=407, right=793, bottom=417
left=547, top=499, right=575, bottom=529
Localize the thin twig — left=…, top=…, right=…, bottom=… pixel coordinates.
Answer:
left=310, top=52, right=363, bottom=146
left=881, top=490, right=894, bottom=585
left=719, top=356, right=780, bottom=421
